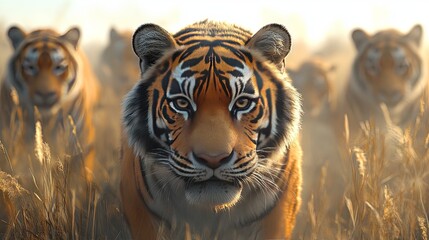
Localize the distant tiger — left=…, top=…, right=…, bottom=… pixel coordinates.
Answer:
left=0, top=26, right=100, bottom=181
left=288, top=57, right=342, bottom=223
left=98, top=27, right=139, bottom=94
left=288, top=57, right=336, bottom=118
left=339, top=24, right=427, bottom=144
left=120, top=20, right=302, bottom=239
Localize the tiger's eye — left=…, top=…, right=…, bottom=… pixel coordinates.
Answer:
left=54, top=64, right=68, bottom=75
left=235, top=98, right=250, bottom=109
left=176, top=98, right=189, bottom=109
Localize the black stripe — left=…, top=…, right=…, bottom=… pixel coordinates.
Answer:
left=251, top=105, right=264, bottom=124
left=161, top=105, right=174, bottom=124
left=169, top=79, right=181, bottom=95
left=174, top=151, right=193, bottom=164
left=181, top=69, right=197, bottom=79
left=259, top=89, right=272, bottom=138
left=161, top=70, right=171, bottom=92
left=152, top=90, right=169, bottom=139
left=243, top=81, right=255, bottom=94
left=239, top=49, right=253, bottom=63
left=221, top=44, right=247, bottom=61
left=245, top=131, right=257, bottom=145
left=254, top=71, right=264, bottom=92
left=221, top=56, right=244, bottom=69
left=228, top=69, right=243, bottom=78
left=182, top=56, right=204, bottom=68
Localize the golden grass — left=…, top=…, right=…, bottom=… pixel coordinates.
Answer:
left=0, top=74, right=128, bottom=238
left=294, top=97, right=429, bottom=239
left=1, top=77, right=429, bottom=239
left=0, top=33, right=428, bottom=239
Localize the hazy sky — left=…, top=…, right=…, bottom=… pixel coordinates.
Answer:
left=1, top=0, right=428, bottom=48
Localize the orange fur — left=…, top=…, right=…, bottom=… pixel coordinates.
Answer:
left=120, top=21, right=302, bottom=239
left=121, top=135, right=302, bottom=239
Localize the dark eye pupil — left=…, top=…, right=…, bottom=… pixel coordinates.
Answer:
left=179, top=100, right=186, bottom=106
left=176, top=98, right=188, bottom=108
left=57, top=65, right=66, bottom=70
left=236, top=98, right=249, bottom=108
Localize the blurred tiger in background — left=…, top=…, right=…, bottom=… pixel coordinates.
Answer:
left=120, top=20, right=302, bottom=239
left=94, top=27, right=140, bottom=156
left=97, top=27, right=139, bottom=95
left=288, top=57, right=343, bottom=226
left=0, top=26, right=100, bottom=182
left=288, top=57, right=336, bottom=118
left=337, top=24, right=427, bottom=149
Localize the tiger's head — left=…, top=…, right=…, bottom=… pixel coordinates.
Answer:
left=6, top=26, right=82, bottom=117
left=351, top=24, right=423, bottom=107
left=100, top=27, right=139, bottom=87
left=123, top=21, right=301, bottom=211
left=288, top=57, right=335, bottom=116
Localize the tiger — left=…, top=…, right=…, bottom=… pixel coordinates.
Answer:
left=287, top=57, right=343, bottom=225
left=97, top=27, right=140, bottom=95
left=120, top=20, right=303, bottom=240
left=0, top=26, right=100, bottom=182
left=338, top=24, right=427, bottom=146
left=288, top=57, right=336, bottom=118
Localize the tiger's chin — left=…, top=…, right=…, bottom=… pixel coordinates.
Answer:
left=34, top=103, right=61, bottom=118
left=184, top=179, right=243, bottom=211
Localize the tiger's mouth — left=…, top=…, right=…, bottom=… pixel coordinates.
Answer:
left=35, top=101, right=58, bottom=109
left=184, top=177, right=243, bottom=209
left=378, top=91, right=404, bottom=106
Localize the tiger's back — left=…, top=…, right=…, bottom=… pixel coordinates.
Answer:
left=120, top=20, right=302, bottom=239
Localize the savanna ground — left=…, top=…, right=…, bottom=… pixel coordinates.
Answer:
left=0, top=21, right=429, bottom=240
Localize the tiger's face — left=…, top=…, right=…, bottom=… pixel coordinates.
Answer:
left=123, top=21, right=301, bottom=210
left=152, top=48, right=272, bottom=207
left=8, top=26, right=80, bottom=116
left=352, top=25, right=423, bottom=107
left=289, top=58, right=335, bottom=116
left=101, top=28, right=139, bottom=84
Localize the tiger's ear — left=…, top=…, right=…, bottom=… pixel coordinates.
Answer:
left=109, top=27, right=120, bottom=42
left=132, top=24, right=178, bottom=74
left=61, top=27, right=80, bottom=49
left=351, top=29, right=369, bottom=50
left=246, top=24, right=291, bottom=66
left=7, top=26, right=26, bottom=50
left=404, top=24, right=423, bottom=47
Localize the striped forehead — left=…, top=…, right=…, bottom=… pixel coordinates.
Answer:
left=367, top=42, right=407, bottom=61
left=168, top=58, right=255, bottom=100
left=22, top=41, right=66, bottom=64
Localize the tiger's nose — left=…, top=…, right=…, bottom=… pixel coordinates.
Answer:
left=35, top=91, right=58, bottom=104
left=193, top=151, right=234, bottom=169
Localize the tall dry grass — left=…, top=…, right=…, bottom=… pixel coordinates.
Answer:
left=294, top=97, right=429, bottom=239
left=0, top=113, right=129, bottom=239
